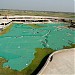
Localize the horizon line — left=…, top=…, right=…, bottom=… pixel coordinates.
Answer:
left=0, top=9, right=74, bottom=13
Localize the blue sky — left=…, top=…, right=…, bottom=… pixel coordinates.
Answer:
left=0, top=0, right=74, bottom=12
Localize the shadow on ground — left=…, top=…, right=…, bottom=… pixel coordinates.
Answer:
left=31, top=54, right=50, bottom=75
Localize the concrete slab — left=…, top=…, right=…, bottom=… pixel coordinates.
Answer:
left=38, top=48, right=75, bottom=75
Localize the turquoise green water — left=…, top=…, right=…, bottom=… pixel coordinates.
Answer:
left=0, top=23, right=75, bottom=71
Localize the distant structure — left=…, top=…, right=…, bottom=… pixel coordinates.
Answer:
left=69, top=19, right=75, bottom=28
left=0, top=16, right=75, bottom=29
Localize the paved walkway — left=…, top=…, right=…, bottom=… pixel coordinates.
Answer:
left=38, top=48, right=75, bottom=75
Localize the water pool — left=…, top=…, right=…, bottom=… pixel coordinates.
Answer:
left=0, top=23, right=75, bottom=71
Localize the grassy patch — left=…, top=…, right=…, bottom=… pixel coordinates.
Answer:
left=63, top=44, right=75, bottom=49
left=0, top=23, right=13, bottom=36
left=0, top=9, right=74, bottom=18
left=21, top=48, right=54, bottom=75
left=0, top=48, right=54, bottom=75
left=27, top=24, right=44, bottom=28
left=0, top=44, right=75, bottom=75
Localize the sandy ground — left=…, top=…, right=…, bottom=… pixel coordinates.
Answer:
left=38, top=48, right=75, bottom=75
